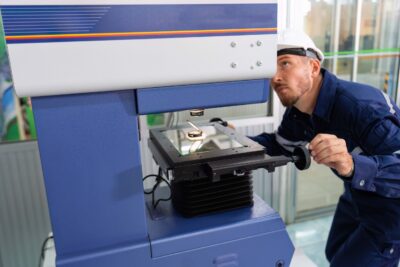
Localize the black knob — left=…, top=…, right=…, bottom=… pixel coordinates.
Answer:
left=293, top=146, right=311, bottom=170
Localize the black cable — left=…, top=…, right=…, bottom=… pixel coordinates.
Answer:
left=142, top=168, right=172, bottom=209
left=38, top=234, right=53, bottom=267
left=143, top=174, right=161, bottom=194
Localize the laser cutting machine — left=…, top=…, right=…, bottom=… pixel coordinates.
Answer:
left=1, top=1, right=310, bottom=266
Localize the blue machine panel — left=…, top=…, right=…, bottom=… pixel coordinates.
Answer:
left=1, top=4, right=277, bottom=44
left=145, top=191, right=294, bottom=266
left=31, top=91, right=149, bottom=258
left=151, top=230, right=293, bottom=267
left=137, top=79, right=270, bottom=114
left=147, top=194, right=287, bottom=257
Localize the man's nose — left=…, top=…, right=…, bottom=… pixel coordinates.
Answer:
left=271, top=70, right=283, bottom=84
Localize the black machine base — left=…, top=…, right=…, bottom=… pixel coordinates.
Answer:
left=171, top=172, right=254, bottom=217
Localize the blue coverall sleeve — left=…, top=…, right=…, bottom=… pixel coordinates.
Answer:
left=249, top=109, right=307, bottom=157
left=248, top=133, right=288, bottom=156
left=350, top=100, right=400, bottom=197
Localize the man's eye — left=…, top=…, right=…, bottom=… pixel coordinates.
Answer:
left=279, top=61, right=290, bottom=69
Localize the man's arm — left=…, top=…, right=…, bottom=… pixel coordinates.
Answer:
left=309, top=134, right=354, bottom=177
left=249, top=133, right=291, bottom=156
left=310, top=99, right=400, bottom=197
left=349, top=110, right=400, bottom=196
left=249, top=109, right=307, bottom=156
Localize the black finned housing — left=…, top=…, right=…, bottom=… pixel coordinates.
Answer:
left=172, top=172, right=253, bottom=217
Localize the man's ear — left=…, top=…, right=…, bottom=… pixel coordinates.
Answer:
left=310, top=59, right=321, bottom=78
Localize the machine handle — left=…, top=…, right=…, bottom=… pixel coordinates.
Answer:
left=207, top=146, right=310, bottom=182
left=292, top=146, right=311, bottom=170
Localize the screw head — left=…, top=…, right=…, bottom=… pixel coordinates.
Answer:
left=257, top=40, right=262, bottom=46
left=256, top=61, right=263, bottom=66
left=250, top=43, right=254, bottom=47
left=231, top=62, right=237, bottom=68
left=231, top=42, right=237, bottom=48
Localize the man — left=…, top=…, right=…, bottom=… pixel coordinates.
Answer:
left=251, top=29, right=400, bottom=267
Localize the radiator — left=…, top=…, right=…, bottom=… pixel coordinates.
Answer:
left=0, top=141, right=51, bottom=267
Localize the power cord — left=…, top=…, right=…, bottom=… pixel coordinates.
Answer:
left=143, top=168, right=172, bottom=209
left=38, top=233, right=53, bottom=267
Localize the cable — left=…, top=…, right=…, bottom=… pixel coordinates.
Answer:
left=142, top=168, right=172, bottom=209
left=38, top=234, right=53, bottom=267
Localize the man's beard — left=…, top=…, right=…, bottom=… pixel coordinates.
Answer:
left=278, top=94, right=300, bottom=107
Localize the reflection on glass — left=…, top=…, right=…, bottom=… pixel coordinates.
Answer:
left=336, top=58, right=354, bottom=80
left=304, top=0, right=335, bottom=53
left=162, top=125, right=243, bottom=156
left=339, top=0, right=357, bottom=52
left=360, top=0, right=400, bottom=50
left=358, top=56, right=400, bottom=98
left=358, top=0, right=400, bottom=99
left=322, top=58, right=334, bottom=72
left=303, top=0, right=357, bottom=53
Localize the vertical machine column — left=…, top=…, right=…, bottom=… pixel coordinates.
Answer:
left=32, top=91, right=150, bottom=266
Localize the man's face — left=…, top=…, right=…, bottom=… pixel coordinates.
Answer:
left=271, top=54, right=313, bottom=107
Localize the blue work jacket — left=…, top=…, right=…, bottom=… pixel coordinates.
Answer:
left=251, top=68, right=400, bottom=198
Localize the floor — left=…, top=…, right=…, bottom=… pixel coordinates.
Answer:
left=287, top=215, right=333, bottom=267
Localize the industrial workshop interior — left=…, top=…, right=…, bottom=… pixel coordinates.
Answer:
left=0, top=0, right=399, bottom=267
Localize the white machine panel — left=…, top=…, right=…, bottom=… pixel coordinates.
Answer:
left=1, top=1, right=277, bottom=97
left=8, top=36, right=276, bottom=97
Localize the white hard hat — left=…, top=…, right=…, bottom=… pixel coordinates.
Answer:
left=277, top=29, right=324, bottom=62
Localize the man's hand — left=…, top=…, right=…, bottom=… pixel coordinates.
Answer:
left=309, top=134, right=354, bottom=177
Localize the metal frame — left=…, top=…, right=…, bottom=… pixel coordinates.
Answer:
left=397, top=66, right=400, bottom=106
left=352, top=0, right=363, bottom=82
left=332, top=0, right=341, bottom=75
left=149, top=123, right=264, bottom=167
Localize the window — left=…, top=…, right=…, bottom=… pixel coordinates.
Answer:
left=357, top=0, right=400, bottom=97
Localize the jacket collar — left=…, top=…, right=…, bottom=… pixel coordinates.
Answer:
left=312, top=68, right=337, bottom=122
